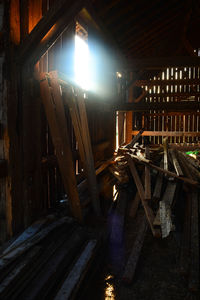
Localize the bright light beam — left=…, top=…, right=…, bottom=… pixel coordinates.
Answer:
left=74, top=35, right=91, bottom=91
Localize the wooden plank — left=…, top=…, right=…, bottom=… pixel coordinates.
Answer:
left=127, top=154, right=199, bottom=186
left=145, top=146, right=151, bottom=200
left=40, top=74, right=82, bottom=222
left=55, top=240, right=97, bottom=300
left=125, top=128, right=144, bottom=149
left=129, top=191, right=140, bottom=218
left=152, top=160, right=164, bottom=202
left=163, top=137, right=169, bottom=171
left=0, top=217, right=73, bottom=271
left=170, top=149, right=184, bottom=176
left=134, top=78, right=200, bottom=87
left=131, top=131, right=200, bottom=137
left=76, top=90, right=101, bottom=215
left=188, top=190, right=199, bottom=292
left=159, top=181, right=177, bottom=238
left=127, top=157, right=160, bottom=237
left=21, top=228, right=86, bottom=300
left=2, top=216, right=50, bottom=255
left=122, top=214, right=147, bottom=284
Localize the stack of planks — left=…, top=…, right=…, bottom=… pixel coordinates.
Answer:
left=0, top=216, right=101, bottom=300
left=109, top=131, right=200, bottom=292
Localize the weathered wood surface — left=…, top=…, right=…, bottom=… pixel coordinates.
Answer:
left=2, top=216, right=50, bottom=255
left=125, top=128, right=144, bottom=149
left=21, top=229, right=86, bottom=300
left=0, top=217, right=73, bottom=272
left=55, top=240, right=97, bottom=300
left=40, top=73, right=82, bottom=221
left=76, top=90, right=101, bottom=215
left=163, top=137, right=169, bottom=171
left=152, top=160, right=164, bottom=201
left=159, top=181, right=177, bottom=238
left=127, top=157, right=160, bottom=237
left=128, top=154, right=199, bottom=186
left=131, top=131, right=200, bottom=137
left=122, top=214, right=147, bottom=284
left=170, top=149, right=184, bottom=176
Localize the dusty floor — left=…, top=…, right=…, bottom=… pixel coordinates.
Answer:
left=81, top=212, right=198, bottom=300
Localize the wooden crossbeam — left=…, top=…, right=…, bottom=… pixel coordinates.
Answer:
left=132, top=131, right=200, bottom=137
left=115, top=101, right=200, bottom=112
left=40, top=73, right=82, bottom=222
left=134, top=79, right=200, bottom=87
left=125, top=56, right=200, bottom=70
left=18, top=0, right=84, bottom=65
left=144, top=92, right=200, bottom=98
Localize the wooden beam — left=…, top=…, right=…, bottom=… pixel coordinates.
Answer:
left=76, top=90, right=101, bottom=215
left=17, top=0, right=84, bottom=66
left=127, top=157, right=160, bottom=237
left=143, top=92, right=200, bottom=98
left=122, top=214, right=147, bottom=284
left=127, top=154, right=199, bottom=186
left=40, top=73, right=82, bottom=222
left=125, top=56, right=200, bottom=70
left=134, top=79, right=200, bottom=87
left=131, top=131, right=200, bottom=137
left=115, top=101, right=200, bottom=112
left=170, top=149, right=184, bottom=177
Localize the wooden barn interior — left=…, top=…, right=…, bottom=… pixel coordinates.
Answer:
left=0, top=0, right=200, bottom=299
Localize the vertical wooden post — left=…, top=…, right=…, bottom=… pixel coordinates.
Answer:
left=76, top=91, right=101, bottom=216
left=126, top=72, right=133, bottom=143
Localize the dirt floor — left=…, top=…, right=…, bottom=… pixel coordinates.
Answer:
left=81, top=210, right=198, bottom=300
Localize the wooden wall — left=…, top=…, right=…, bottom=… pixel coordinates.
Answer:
left=2, top=0, right=116, bottom=239
left=124, top=66, right=200, bottom=145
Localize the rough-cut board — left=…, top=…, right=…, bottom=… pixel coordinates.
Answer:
left=122, top=214, right=147, bottom=284
left=125, top=128, right=144, bottom=149
left=76, top=90, right=101, bottom=215
left=170, top=149, right=183, bottom=177
left=127, top=157, right=160, bottom=237
left=163, top=137, right=168, bottom=171
left=40, top=73, right=82, bottom=222
left=159, top=181, right=177, bottom=238
left=129, top=153, right=199, bottom=186
left=0, top=217, right=73, bottom=271
left=152, top=160, right=164, bottom=202
left=55, top=240, right=97, bottom=300
left=132, top=131, right=200, bottom=137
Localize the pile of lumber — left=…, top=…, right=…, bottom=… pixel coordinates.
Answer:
left=0, top=216, right=100, bottom=300
left=109, top=133, right=200, bottom=294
